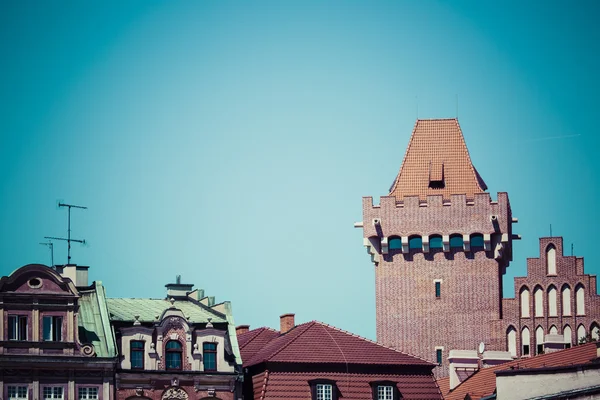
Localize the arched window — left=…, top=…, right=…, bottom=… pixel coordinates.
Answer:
left=548, top=286, right=557, bottom=317
left=408, top=236, right=422, bottom=250
left=534, top=286, right=543, bottom=317
left=576, top=284, right=585, bottom=315
left=591, top=323, right=600, bottom=341
left=470, top=233, right=484, bottom=249
left=520, top=287, right=530, bottom=318
left=165, top=340, right=183, bottom=370
left=549, top=325, right=558, bottom=335
left=563, top=325, right=572, bottom=349
left=577, top=324, right=586, bottom=344
left=389, top=237, right=402, bottom=250
left=535, top=326, right=544, bottom=355
left=429, top=235, right=443, bottom=250
left=449, top=234, right=463, bottom=249
left=562, top=286, right=571, bottom=316
left=507, top=326, right=517, bottom=357
left=546, top=245, right=556, bottom=275
left=521, top=327, right=530, bottom=356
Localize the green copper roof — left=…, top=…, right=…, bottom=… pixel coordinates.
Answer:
left=106, top=298, right=227, bottom=323
left=78, top=281, right=117, bottom=358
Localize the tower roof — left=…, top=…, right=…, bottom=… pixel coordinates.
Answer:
left=389, top=119, right=487, bottom=201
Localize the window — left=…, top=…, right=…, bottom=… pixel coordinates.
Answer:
left=78, top=388, right=98, bottom=400
left=377, top=386, right=393, bottom=400
left=548, top=286, right=557, bottom=316
left=449, top=235, right=463, bottom=249
left=165, top=340, right=183, bottom=370
left=130, top=340, right=144, bottom=369
left=547, top=246, right=556, bottom=275
left=408, top=236, right=422, bottom=250
left=316, top=384, right=332, bottom=400
left=577, top=325, right=586, bottom=343
left=536, top=326, right=544, bottom=355
left=522, top=327, right=530, bottom=356
left=562, top=286, right=571, bottom=316
left=507, top=326, right=517, bottom=357
left=520, top=288, right=530, bottom=318
left=203, top=342, right=217, bottom=371
left=389, top=237, right=402, bottom=250
left=43, top=316, right=62, bottom=341
left=470, top=234, right=484, bottom=249
left=563, top=325, right=572, bottom=349
left=435, top=282, right=441, bottom=298
left=43, top=387, right=63, bottom=400
left=8, top=315, right=27, bottom=340
left=8, top=387, right=28, bottom=400
left=429, top=235, right=443, bottom=250
left=534, top=287, right=543, bottom=317
left=576, top=285, right=585, bottom=315
left=436, top=348, right=443, bottom=365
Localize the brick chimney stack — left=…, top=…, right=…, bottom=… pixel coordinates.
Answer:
left=280, top=313, right=295, bottom=334
left=236, top=325, right=250, bottom=335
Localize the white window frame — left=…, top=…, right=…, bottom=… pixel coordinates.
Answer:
left=8, top=386, right=28, bottom=400
left=8, top=315, right=28, bottom=341
left=378, top=385, right=393, bottom=400
left=43, top=387, right=64, bottom=400
left=316, top=384, right=332, bottom=400
left=78, top=388, right=98, bottom=400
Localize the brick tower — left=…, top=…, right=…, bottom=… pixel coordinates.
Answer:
left=360, top=119, right=518, bottom=376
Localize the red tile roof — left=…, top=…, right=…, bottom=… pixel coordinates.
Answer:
left=238, top=327, right=280, bottom=366
left=439, top=342, right=600, bottom=400
left=254, top=371, right=443, bottom=400
left=243, top=321, right=432, bottom=367
left=389, top=119, right=487, bottom=201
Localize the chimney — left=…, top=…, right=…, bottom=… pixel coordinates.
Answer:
left=448, top=350, right=479, bottom=391
left=280, top=313, right=295, bottom=334
left=57, top=264, right=89, bottom=287
left=481, top=351, right=513, bottom=367
left=236, top=325, right=250, bottom=335
left=165, top=275, right=194, bottom=299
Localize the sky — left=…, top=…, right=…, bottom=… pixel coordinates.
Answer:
left=1, top=1, right=599, bottom=340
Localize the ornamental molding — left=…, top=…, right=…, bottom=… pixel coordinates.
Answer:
left=161, top=387, right=188, bottom=400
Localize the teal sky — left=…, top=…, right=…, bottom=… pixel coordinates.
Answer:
left=1, top=1, right=598, bottom=339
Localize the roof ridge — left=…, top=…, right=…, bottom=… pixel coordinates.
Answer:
left=389, top=119, right=419, bottom=196
left=260, top=369, right=269, bottom=400
left=239, top=327, right=278, bottom=350
left=313, top=321, right=432, bottom=364
left=454, top=119, right=487, bottom=191
left=257, top=321, right=316, bottom=363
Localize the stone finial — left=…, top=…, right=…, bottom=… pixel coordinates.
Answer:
left=133, top=315, right=141, bottom=326
left=206, top=317, right=213, bottom=328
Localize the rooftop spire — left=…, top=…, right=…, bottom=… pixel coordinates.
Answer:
left=389, top=118, right=487, bottom=201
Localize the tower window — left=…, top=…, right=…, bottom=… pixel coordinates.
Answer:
left=436, top=349, right=443, bottom=365
left=408, top=236, right=422, bottom=250
left=470, top=234, right=484, bottom=249
left=389, top=237, right=402, bottom=250
left=429, top=236, right=443, bottom=249
left=435, top=282, right=441, bottom=298
left=449, top=235, right=463, bottom=249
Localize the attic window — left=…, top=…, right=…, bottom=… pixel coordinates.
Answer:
left=28, top=278, right=42, bottom=288
left=309, top=380, right=339, bottom=400
left=429, top=160, right=445, bottom=189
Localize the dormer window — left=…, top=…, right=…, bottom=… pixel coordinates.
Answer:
left=428, top=160, right=445, bottom=189
left=309, top=380, right=339, bottom=400
left=8, top=315, right=27, bottom=341
left=370, top=381, right=401, bottom=400
left=130, top=340, right=144, bottom=369
left=203, top=342, right=217, bottom=371
left=165, top=340, right=183, bottom=370
left=43, top=316, right=62, bottom=341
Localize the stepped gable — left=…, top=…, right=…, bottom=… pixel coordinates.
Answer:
left=389, top=119, right=487, bottom=201
left=245, top=321, right=432, bottom=367
left=238, top=327, right=279, bottom=366
left=438, top=342, right=600, bottom=400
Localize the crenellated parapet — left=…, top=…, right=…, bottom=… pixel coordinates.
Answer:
left=358, top=192, right=519, bottom=267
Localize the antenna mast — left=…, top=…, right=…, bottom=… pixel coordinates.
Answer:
left=39, top=240, right=54, bottom=267
left=45, top=202, right=87, bottom=265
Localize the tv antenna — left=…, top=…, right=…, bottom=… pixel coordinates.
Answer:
left=39, top=240, right=54, bottom=267
left=45, top=202, right=87, bottom=265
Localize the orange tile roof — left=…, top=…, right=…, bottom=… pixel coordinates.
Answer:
left=389, top=119, right=487, bottom=201
left=438, top=342, right=600, bottom=400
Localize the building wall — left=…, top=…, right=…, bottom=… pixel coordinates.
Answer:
left=502, top=237, right=600, bottom=357
left=362, top=193, right=514, bottom=377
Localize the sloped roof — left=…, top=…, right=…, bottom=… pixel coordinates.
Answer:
left=389, top=119, right=487, bottom=201
left=253, top=371, right=442, bottom=400
left=439, top=342, right=600, bottom=400
left=244, top=321, right=432, bottom=367
left=238, top=327, right=280, bottom=366
left=78, top=282, right=117, bottom=358
left=106, top=298, right=227, bottom=323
